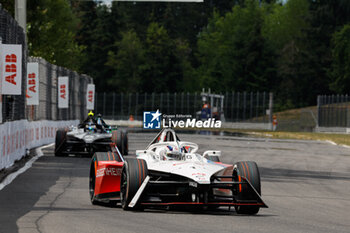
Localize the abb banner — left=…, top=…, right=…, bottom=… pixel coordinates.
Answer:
left=86, top=84, right=95, bottom=110
left=58, top=76, right=69, bottom=108
left=1, top=44, right=22, bottom=95
left=26, top=62, right=39, bottom=105
left=0, top=119, right=78, bottom=170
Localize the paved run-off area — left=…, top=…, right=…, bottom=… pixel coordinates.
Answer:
left=0, top=132, right=349, bottom=233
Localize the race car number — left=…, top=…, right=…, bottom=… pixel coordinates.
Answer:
left=96, top=167, right=122, bottom=178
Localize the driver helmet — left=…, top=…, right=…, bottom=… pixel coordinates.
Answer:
left=88, top=110, right=94, bottom=118
left=96, top=113, right=103, bottom=125
left=157, top=145, right=179, bottom=160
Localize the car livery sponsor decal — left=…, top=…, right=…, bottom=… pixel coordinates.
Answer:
left=96, top=167, right=122, bottom=178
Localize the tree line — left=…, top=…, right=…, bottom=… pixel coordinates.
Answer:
left=1, top=0, right=350, bottom=110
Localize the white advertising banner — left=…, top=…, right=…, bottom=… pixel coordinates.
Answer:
left=58, top=76, right=69, bottom=108
left=26, top=62, right=39, bottom=105
left=0, top=119, right=79, bottom=170
left=1, top=44, right=22, bottom=95
left=86, top=84, right=95, bottom=110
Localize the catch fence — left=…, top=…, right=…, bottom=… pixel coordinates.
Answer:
left=317, top=95, right=350, bottom=127
left=95, top=92, right=273, bottom=123
left=26, top=57, right=93, bottom=121
left=0, top=5, right=93, bottom=123
left=0, top=4, right=26, bottom=121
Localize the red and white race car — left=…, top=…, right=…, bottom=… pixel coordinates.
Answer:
left=89, top=128, right=268, bottom=214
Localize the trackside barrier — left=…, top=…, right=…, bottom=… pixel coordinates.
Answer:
left=0, top=119, right=78, bottom=170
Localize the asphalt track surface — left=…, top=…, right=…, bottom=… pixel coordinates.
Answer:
left=0, top=132, right=350, bottom=233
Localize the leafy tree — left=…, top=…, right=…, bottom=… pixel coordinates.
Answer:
left=106, top=30, right=145, bottom=92
left=142, top=22, right=176, bottom=92
left=197, top=0, right=275, bottom=92
left=263, top=0, right=312, bottom=108
left=329, top=24, right=350, bottom=93
left=263, top=0, right=310, bottom=51
left=27, top=0, right=84, bottom=70
left=0, top=0, right=14, bottom=16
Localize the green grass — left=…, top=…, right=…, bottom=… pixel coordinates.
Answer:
left=224, top=129, right=350, bottom=146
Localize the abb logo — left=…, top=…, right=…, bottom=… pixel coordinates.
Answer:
left=60, top=84, right=66, bottom=99
left=5, top=54, right=17, bottom=85
left=28, top=73, right=36, bottom=93
left=88, top=90, right=93, bottom=102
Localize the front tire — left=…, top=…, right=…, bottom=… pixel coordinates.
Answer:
left=89, top=156, right=98, bottom=205
left=120, top=158, right=148, bottom=210
left=233, top=161, right=261, bottom=215
left=55, top=129, right=67, bottom=157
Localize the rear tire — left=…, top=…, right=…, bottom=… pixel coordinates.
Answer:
left=55, top=129, right=67, bottom=157
left=120, top=158, right=148, bottom=210
left=113, top=131, right=125, bottom=155
left=122, top=130, right=128, bottom=155
left=233, top=161, right=261, bottom=215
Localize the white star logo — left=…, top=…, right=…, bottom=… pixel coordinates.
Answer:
left=151, top=110, right=161, bottom=122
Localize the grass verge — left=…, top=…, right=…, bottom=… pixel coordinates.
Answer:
left=224, top=129, right=350, bottom=147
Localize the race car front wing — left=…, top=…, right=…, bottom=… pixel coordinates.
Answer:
left=128, top=174, right=268, bottom=209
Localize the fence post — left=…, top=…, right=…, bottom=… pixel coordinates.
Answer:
left=103, top=92, right=106, bottom=116
left=187, top=92, right=189, bottom=114
left=231, top=92, right=234, bottom=122
left=181, top=92, right=184, bottom=114
left=151, top=92, right=155, bottom=110
left=317, top=95, right=320, bottom=128
left=121, top=93, right=123, bottom=118
left=167, top=92, right=170, bottom=114
left=128, top=93, right=131, bottom=117
left=262, top=92, right=266, bottom=123
left=135, top=93, right=139, bottom=119
left=256, top=91, right=259, bottom=119
left=174, top=93, right=177, bottom=114
left=269, top=92, right=273, bottom=130
left=236, top=92, right=240, bottom=122
left=250, top=92, right=253, bottom=121
left=194, top=92, right=197, bottom=117
left=243, top=92, right=246, bottom=121
left=160, top=93, right=163, bottom=112
left=144, top=93, right=147, bottom=113
left=112, top=92, right=115, bottom=120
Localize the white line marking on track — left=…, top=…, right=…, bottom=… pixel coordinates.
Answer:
left=0, top=143, right=54, bottom=191
left=325, top=140, right=337, bottom=145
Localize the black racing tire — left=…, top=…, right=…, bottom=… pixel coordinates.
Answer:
left=89, top=154, right=99, bottom=205
left=55, top=129, right=67, bottom=157
left=122, top=130, right=128, bottom=155
left=113, top=131, right=125, bottom=155
left=120, top=158, right=148, bottom=210
left=233, top=161, right=261, bottom=215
